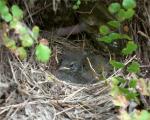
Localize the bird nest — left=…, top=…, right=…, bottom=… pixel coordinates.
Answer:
left=0, top=41, right=117, bottom=120
left=0, top=0, right=149, bottom=119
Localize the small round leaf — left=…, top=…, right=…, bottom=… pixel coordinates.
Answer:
left=139, top=110, right=150, bottom=120
left=116, top=9, right=126, bottom=21
left=35, top=44, right=51, bottom=62
left=99, top=25, right=110, bottom=35
left=10, top=21, right=26, bottom=34
left=0, top=4, right=9, bottom=15
left=107, top=20, right=121, bottom=29
left=5, top=39, right=16, bottom=48
left=15, top=47, right=27, bottom=60
left=73, top=5, right=78, bottom=10
left=124, top=9, right=135, bottom=19
left=120, top=34, right=132, bottom=40
left=0, top=1, right=6, bottom=12
left=122, top=0, right=136, bottom=9
left=122, top=41, right=138, bottom=55
left=108, top=33, right=121, bottom=41
left=32, top=26, right=39, bottom=40
left=2, top=13, right=12, bottom=22
left=127, top=61, right=140, bottom=73
left=20, top=34, right=34, bottom=47
left=108, top=3, right=121, bottom=14
left=11, top=5, right=23, bottom=20
left=76, top=0, right=81, bottom=5
left=110, top=60, right=125, bottom=69
left=98, top=36, right=112, bottom=43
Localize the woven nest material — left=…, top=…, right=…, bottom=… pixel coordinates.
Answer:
left=0, top=0, right=150, bottom=119
left=0, top=46, right=117, bottom=120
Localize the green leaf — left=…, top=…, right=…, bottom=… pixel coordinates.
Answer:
left=108, top=3, right=121, bottom=14
left=1, top=12, right=12, bottom=22
left=20, top=34, right=34, bottom=47
left=15, top=47, right=27, bottom=60
left=108, top=33, right=121, bottom=41
left=76, top=0, right=81, bottom=5
left=107, top=20, right=121, bottom=28
left=116, top=9, right=126, bottom=21
left=9, top=20, right=18, bottom=28
left=73, top=5, right=78, bottom=10
left=4, top=39, right=16, bottom=48
left=120, top=34, right=132, bottom=40
left=99, top=25, right=110, bottom=35
left=35, top=44, right=51, bottom=62
left=10, top=21, right=26, bottom=34
left=119, top=87, right=138, bottom=100
left=122, top=41, right=138, bottom=55
left=98, top=36, right=112, bottom=43
left=10, top=21, right=31, bottom=36
left=129, top=79, right=137, bottom=88
left=127, top=61, right=140, bottom=73
left=124, top=9, right=135, bottom=19
left=0, top=3, right=9, bottom=15
left=108, top=33, right=132, bottom=41
left=73, top=0, right=81, bottom=10
left=0, top=1, right=6, bottom=11
left=126, top=91, right=138, bottom=100
left=131, top=110, right=150, bottom=120
left=115, top=76, right=126, bottom=84
left=110, top=86, right=120, bottom=97
left=19, top=26, right=29, bottom=35
left=11, top=5, right=23, bottom=20
left=32, top=26, right=39, bottom=40
left=112, top=77, right=120, bottom=86
left=139, top=110, right=150, bottom=120
left=110, top=60, right=125, bottom=69
left=3, top=36, right=16, bottom=51
left=0, top=3, right=12, bottom=22
left=122, top=0, right=136, bottom=9
left=119, top=87, right=130, bottom=94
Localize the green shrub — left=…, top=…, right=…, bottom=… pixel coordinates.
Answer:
left=98, top=0, right=150, bottom=119
left=0, top=0, right=51, bottom=62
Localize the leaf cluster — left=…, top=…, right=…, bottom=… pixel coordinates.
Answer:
left=99, top=0, right=150, bottom=118
left=98, top=0, right=137, bottom=55
left=0, top=0, right=51, bottom=62
left=72, top=0, right=81, bottom=10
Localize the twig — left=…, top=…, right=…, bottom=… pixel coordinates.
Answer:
left=138, top=31, right=150, bottom=41
left=63, top=87, right=85, bottom=102
left=86, top=57, right=99, bottom=79
left=55, top=107, right=74, bottom=115
left=106, top=55, right=137, bottom=80
left=8, top=58, right=18, bottom=84
left=23, top=0, right=34, bottom=24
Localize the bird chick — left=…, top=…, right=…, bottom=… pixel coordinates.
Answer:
left=55, top=48, right=111, bottom=84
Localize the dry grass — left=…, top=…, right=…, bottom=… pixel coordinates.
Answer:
left=0, top=0, right=150, bottom=119
left=0, top=45, right=117, bottom=120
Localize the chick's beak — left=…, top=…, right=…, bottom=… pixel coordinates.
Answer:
left=59, top=66, right=70, bottom=71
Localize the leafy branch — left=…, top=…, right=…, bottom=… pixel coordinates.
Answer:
left=97, top=0, right=150, bottom=119
left=0, top=0, right=51, bottom=62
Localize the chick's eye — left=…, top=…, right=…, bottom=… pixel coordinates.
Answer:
left=70, top=62, right=76, bottom=68
left=69, top=62, right=79, bottom=72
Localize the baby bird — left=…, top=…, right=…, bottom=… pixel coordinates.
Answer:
left=55, top=48, right=111, bottom=84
